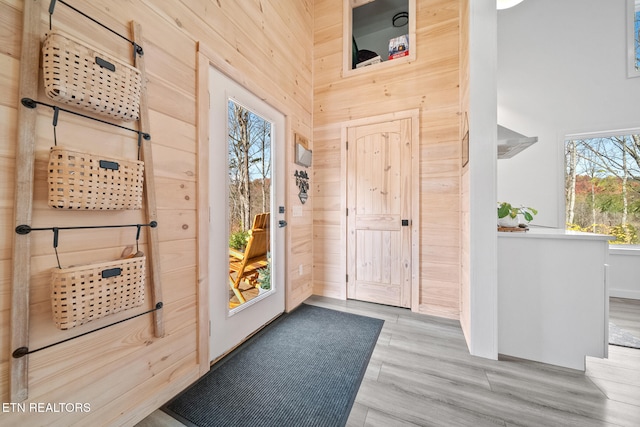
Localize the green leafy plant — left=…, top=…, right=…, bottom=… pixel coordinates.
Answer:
left=229, top=230, right=249, bottom=251
left=257, top=255, right=271, bottom=290
left=497, top=202, right=538, bottom=222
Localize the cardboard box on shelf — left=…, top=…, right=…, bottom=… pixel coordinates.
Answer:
left=356, top=55, right=382, bottom=68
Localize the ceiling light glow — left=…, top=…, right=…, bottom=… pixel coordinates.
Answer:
left=497, top=0, right=524, bottom=10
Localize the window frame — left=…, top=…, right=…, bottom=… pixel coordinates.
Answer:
left=342, top=0, right=416, bottom=77
left=627, top=0, right=640, bottom=78
left=563, top=128, right=640, bottom=247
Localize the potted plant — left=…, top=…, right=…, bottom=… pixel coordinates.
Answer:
left=497, top=202, right=538, bottom=227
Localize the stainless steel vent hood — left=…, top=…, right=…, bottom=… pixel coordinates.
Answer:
left=497, top=125, right=538, bottom=159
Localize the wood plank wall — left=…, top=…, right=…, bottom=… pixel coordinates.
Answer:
left=0, top=0, right=312, bottom=425
left=313, top=0, right=463, bottom=319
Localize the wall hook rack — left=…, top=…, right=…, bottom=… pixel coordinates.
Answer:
left=15, top=222, right=158, bottom=268
left=10, top=9, right=163, bottom=401
left=21, top=98, right=151, bottom=140
left=15, top=221, right=158, bottom=236
left=11, top=302, right=164, bottom=359
left=48, top=0, right=144, bottom=58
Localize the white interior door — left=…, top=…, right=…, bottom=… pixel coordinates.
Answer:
left=209, top=66, right=285, bottom=361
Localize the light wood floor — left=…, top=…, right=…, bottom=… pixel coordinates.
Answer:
left=137, top=296, right=640, bottom=427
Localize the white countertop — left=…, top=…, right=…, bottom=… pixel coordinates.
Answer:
left=497, top=226, right=612, bottom=241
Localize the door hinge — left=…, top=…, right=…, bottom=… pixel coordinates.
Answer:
left=346, top=208, right=349, bottom=216
left=209, top=320, right=211, bottom=336
left=346, top=274, right=349, bottom=283
left=346, top=140, right=348, bottom=150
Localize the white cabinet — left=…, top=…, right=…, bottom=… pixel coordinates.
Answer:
left=609, top=246, right=640, bottom=299
left=498, top=229, right=610, bottom=370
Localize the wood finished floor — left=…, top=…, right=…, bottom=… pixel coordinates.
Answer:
left=137, top=296, right=640, bottom=427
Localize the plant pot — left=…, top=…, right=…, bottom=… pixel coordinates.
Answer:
left=498, top=215, right=519, bottom=228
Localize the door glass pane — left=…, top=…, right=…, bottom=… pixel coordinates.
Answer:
left=628, top=0, right=640, bottom=77
left=227, top=100, right=272, bottom=309
left=635, top=5, right=640, bottom=71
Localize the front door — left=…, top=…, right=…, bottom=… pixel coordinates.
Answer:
left=346, top=117, right=414, bottom=308
left=208, top=66, right=285, bottom=361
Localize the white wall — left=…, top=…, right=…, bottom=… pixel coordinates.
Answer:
left=497, top=0, right=640, bottom=227
left=468, top=0, right=499, bottom=360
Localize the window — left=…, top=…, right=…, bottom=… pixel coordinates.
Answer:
left=565, top=132, right=640, bottom=244
left=343, top=0, right=416, bottom=76
left=627, top=0, right=640, bottom=78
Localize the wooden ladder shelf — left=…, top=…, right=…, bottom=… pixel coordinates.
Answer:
left=10, top=0, right=163, bottom=401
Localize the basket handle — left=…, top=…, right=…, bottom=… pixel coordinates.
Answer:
left=101, top=268, right=122, bottom=279
left=95, top=56, right=116, bottom=72
left=46, top=224, right=149, bottom=270
left=99, top=160, right=120, bottom=171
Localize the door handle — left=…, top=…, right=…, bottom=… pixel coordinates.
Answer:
left=278, top=220, right=287, bottom=228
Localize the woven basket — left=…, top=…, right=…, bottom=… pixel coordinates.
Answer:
left=42, top=30, right=142, bottom=121
left=48, top=146, right=144, bottom=210
left=51, top=256, right=146, bottom=330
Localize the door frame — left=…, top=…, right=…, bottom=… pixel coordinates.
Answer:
left=340, top=110, right=420, bottom=312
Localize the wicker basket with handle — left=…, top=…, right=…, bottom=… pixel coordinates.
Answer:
left=42, top=30, right=142, bottom=121
left=51, top=255, right=146, bottom=330
left=48, top=146, right=144, bottom=210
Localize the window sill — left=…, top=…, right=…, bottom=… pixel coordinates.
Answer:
left=342, top=51, right=415, bottom=78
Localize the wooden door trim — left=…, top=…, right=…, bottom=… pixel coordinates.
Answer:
left=340, top=109, right=420, bottom=311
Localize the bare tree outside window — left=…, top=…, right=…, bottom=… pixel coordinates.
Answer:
left=227, top=100, right=272, bottom=238
left=565, top=134, right=640, bottom=244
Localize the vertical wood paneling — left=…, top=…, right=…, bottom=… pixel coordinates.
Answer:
left=0, top=0, right=312, bottom=424
left=313, top=0, right=462, bottom=319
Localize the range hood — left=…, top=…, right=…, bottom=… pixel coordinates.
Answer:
left=497, top=125, right=538, bottom=159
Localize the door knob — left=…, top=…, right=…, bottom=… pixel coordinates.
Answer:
left=278, top=220, right=287, bottom=228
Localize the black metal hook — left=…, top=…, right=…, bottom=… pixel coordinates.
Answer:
left=21, top=98, right=37, bottom=109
